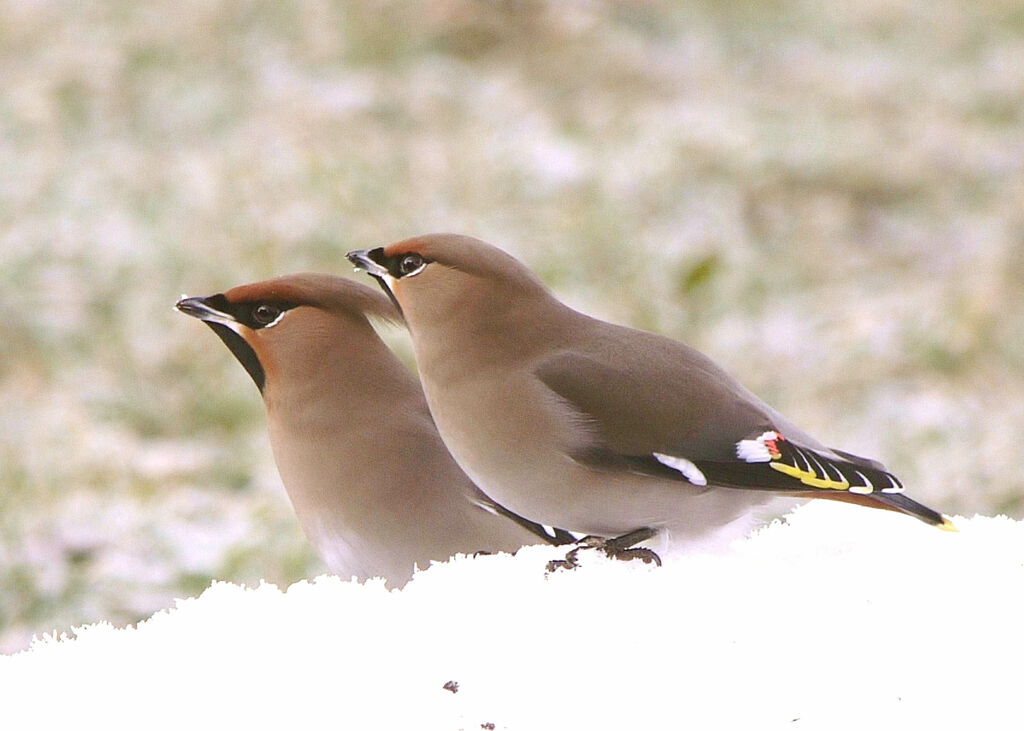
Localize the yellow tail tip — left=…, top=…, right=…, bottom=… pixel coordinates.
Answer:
left=938, top=516, right=959, bottom=532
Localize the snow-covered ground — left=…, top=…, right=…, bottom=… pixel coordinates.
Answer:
left=2, top=501, right=1019, bottom=730
left=4, top=0, right=1023, bottom=656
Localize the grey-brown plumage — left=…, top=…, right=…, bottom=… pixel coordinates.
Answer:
left=176, top=273, right=570, bottom=586
left=347, top=235, right=955, bottom=551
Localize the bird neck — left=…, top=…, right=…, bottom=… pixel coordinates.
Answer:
left=262, top=316, right=426, bottom=433
left=411, top=289, right=579, bottom=383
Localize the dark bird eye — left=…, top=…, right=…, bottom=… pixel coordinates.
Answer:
left=398, top=253, right=425, bottom=276
left=252, top=304, right=282, bottom=325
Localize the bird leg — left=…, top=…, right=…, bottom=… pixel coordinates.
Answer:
left=600, top=527, right=662, bottom=566
left=545, top=527, right=661, bottom=573
left=544, top=545, right=585, bottom=573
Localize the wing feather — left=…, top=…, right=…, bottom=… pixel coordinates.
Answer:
left=532, top=331, right=948, bottom=526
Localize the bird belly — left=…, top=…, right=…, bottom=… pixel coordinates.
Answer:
left=454, top=447, right=779, bottom=549
left=421, top=372, right=782, bottom=549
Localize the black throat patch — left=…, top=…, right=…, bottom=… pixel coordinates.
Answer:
left=205, top=321, right=266, bottom=393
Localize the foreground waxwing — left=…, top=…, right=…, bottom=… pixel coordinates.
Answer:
left=176, top=274, right=571, bottom=586
left=347, top=235, right=955, bottom=556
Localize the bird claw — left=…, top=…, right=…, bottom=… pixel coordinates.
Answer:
left=600, top=528, right=662, bottom=566
left=544, top=529, right=662, bottom=574
left=545, top=546, right=583, bottom=573
left=602, top=545, right=662, bottom=566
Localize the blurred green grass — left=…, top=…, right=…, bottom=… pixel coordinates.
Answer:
left=2, top=0, right=1022, bottom=652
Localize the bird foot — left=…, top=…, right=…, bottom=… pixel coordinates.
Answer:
left=544, top=546, right=584, bottom=573
left=603, top=544, right=662, bottom=566
left=544, top=528, right=662, bottom=574
left=600, top=528, right=662, bottom=566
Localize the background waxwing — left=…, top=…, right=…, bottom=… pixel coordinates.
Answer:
left=176, top=273, right=571, bottom=586
left=348, top=235, right=955, bottom=556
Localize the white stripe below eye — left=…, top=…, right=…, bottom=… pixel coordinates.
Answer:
left=262, top=310, right=287, bottom=329
left=203, top=313, right=245, bottom=333
left=653, top=453, right=708, bottom=486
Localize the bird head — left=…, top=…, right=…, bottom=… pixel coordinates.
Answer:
left=346, top=234, right=556, bottom=351
left=176, top=274, right=399, bottom=395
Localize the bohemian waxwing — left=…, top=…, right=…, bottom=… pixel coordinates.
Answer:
left=347, top=235, right=955, bottom=557
left=176, top=273, right=572, bottom=586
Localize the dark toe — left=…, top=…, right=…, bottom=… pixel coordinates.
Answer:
left=603, top=545, right=662, bottom=567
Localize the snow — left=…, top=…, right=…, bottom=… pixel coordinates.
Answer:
left=1, top=501, right=1020, bottom=730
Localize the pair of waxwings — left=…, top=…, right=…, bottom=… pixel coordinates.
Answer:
left=177, top=234, right=954, bottom=586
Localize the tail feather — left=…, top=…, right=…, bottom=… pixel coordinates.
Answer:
left=803, top=490, right=958, bottom=531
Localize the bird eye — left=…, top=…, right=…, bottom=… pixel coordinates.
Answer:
left=398, top=253, right=426, bottom=277
left=252, top=304, right=282, bottom=325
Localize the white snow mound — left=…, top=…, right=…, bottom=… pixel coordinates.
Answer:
left=2, top=501, right=1020, bottom=730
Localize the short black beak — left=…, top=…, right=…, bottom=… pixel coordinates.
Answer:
left=175, top=294, right=266, bottom=392
left=175, top=295, right=229, bottom=322
left=345, top=249, right=403, bottom=315
left=346, top=249, right=389, bottom=279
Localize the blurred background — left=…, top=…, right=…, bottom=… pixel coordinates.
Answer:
left=2, top=0, right=1022, bottom=652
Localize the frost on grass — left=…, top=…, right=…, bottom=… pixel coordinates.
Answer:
left=1, top=502, right=1021, bottom=729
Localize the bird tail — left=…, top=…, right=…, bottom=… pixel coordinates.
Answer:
left=805, top=490, right=958, bottom=531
